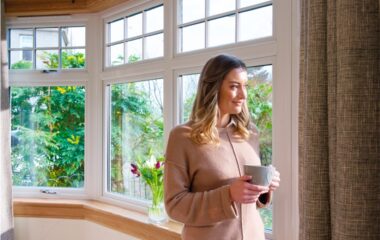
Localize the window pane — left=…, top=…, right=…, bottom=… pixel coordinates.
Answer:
left=61, top=27, right=86, bottom=47
left=180, top=0, right=205, bottom=24
left=36, top=50, right=59, bottom=69
left=181, top=23, right=205, bottom=52
left=208, top=15, right=235, bottom=47
left=10, top=51, right=33, bottom=69
left=62, top=49, right=86, bottom=69
left=10, top=29, right=33, bottom=48
left=179, top=73, right=200, bottom=123
left=209, top=0, right=235, bottom=16
left=126, top=39, right=142, bottom=63
left=239, top=6, right=272, bottom=41
left=109, top=79, right=164, bottom=200
left=36, top=28, right=59, bottom=48
left=246, top=65, right=273, bottom=231
left=145, top=5, right=163, bottom=33
left=144, top=33, right=163, bottom=59
left=240, top=0, right=268, bottom=8
left=11, top=86, right=85, bottom=188
left=109, top=19, right=124, bottom=43
left=110, top=43, right=124, bottom=66
left=127, top=13, right=142, bottom=38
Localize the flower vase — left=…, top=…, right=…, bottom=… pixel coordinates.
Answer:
left=148, top=201, right=167, bottom=224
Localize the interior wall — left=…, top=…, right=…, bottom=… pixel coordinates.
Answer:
left=15, top=217, right=139, bottom=240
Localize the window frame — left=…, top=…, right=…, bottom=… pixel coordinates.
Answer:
left=101, top=72, right=166, bottom=211
left=175, top=0, right=274, bottom=54
left=104, top=2, right=165, bottom=68
left=8, top=25, right=86, bottom=71
left=8, top=15, right=92, bottom=199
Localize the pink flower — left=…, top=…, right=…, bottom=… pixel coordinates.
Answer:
left=131, top=163, right=140, bottom=177
left=155, top=161, right=161, bottom=169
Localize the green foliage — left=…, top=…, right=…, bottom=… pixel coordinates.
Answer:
left=110, top=81, right=164, bottom=194
left=259, top=207, right=273, bottom=230
left=128, top=54, right=140, bottom=63
left=11, top=86, right=85, bottom=187
left=39, top=51, right=85, bottom=69
left=11, top=51, right=85, bottom=70
left=247, top=82, right=272, bottom=166
left=11, top=60, right=33, bottom=69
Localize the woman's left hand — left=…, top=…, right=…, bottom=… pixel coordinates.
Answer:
left=269, top=170, right=280, bottom=192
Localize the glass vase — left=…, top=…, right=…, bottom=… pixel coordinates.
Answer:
left=148, top=201, right=167, bottom=224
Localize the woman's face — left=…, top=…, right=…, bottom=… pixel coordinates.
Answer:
left=218, top=67, right=248, bottom=117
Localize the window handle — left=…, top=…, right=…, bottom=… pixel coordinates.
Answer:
left=40, top=189, right=57, bottom=194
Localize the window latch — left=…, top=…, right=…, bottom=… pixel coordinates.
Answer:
left=40, top=189, right=57, bottom=194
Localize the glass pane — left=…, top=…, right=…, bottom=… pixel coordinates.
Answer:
left=240, top=0, right=268, bottom=8
left=110, top=43, right=124, bottom=66
left=179, top=73, right=200, bottom=123
left=11, top=86, right=85, bottom=188
left=62, top=49, right=86, bottom=69
left=246, top=65, right=273, bottom=231
left=209, top=0, right=235, bottom=16
left=181, top=23, right=205, bottom=52
left=109, top=79, right=164, bottom=200
left=36, top=50, right=59, bottom=69
left=36, top=28, right=59, bottom=48
left=127, top=13, right=142, bottom=38
left=208, top=15, right=235, bottom=47
left=144, top=33, right=163, bottom=59
left=180, top=0, right=205, bottom=24
left=61, top=27, right=85, bottom=47
left=10, top=51, right=33, bottom=69
left=109, top=19, right=124, bottom=43
left=10, top=29, right=33, bottom=48
left=145, top=5, right=163, bottom=33
left=126, top=39, right=142, bottom=63
left=238, top=6, right=272, bottom=41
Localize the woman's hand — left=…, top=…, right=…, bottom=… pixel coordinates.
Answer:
left=229, top=175, right=269, bottom=204
left=269, top=170, right=280, bottom=192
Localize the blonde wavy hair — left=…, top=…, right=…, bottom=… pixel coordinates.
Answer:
left=189, top=54, right=251, bottom=145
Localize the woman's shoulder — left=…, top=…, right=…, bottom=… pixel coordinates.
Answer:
left=169, top=122, right=192, bottom=141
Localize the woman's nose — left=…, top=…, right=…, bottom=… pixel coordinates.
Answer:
left=238, top=87, right=247, bottom=99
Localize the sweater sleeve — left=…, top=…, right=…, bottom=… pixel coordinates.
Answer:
left=256, top=191, right=273, bottom=208
left=164, top=128, right=238, bottom=226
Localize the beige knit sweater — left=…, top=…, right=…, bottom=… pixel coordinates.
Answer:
left=164, top=122, right=272, bottom=240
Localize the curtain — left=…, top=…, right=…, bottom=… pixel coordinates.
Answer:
left=0, top=0, right=14, bottom=239
left=299, top=1, right=379, bottom=240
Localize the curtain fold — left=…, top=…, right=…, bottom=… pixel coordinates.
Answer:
left=299, top=0, right=380, bottom=240
left=0, top=0, right=14, bottom=239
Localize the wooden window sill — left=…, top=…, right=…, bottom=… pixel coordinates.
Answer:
left=13, top=198, right=182, bottom=240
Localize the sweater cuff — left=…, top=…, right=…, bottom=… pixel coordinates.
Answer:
left=221, top=185, right=238, bottom=218
left=256, top=191, right=273, bottom=209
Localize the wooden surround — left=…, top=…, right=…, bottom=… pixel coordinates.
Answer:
left=4, top=0, right=131, bottom=17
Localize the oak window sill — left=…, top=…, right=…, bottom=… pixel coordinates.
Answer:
left=13, top=198, right=182, bottom=240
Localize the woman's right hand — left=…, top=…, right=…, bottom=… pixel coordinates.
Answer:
left=229, top=175, right=269, bottom=204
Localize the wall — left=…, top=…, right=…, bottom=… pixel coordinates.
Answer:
left=15, top=217, right=139, bottom=240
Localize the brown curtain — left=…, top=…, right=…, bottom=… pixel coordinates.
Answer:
left=0, top=0, right=14, bottom=239
left=299, top=0, right=380, bottom=240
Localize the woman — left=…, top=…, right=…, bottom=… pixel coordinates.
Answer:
left=164, top=54, right=280, bottom=240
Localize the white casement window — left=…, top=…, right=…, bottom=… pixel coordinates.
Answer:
left=9, top=26, right=86, bottom=70
left=177, top=0, right=273, bottom=53
left=105, top=4, right=164, bottom=67
left=8, top=16, right=91, bottom=198
left=105, top=78, right=164, bottom=201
